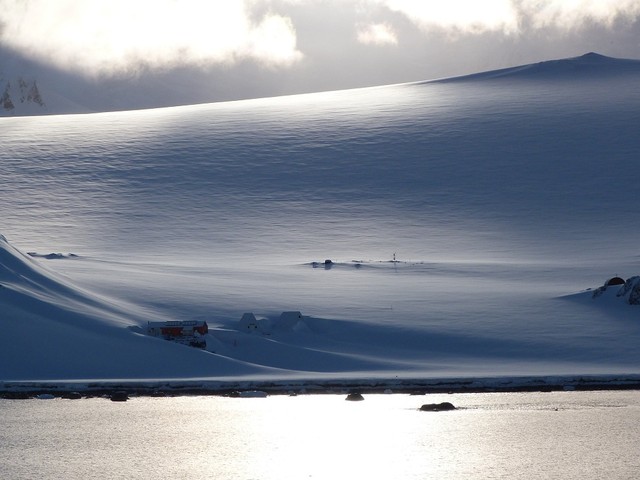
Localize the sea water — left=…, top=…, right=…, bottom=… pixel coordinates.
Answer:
left=1, top=391, right=638, bottom=479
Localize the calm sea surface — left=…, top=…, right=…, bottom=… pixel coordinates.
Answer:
left=1, top=390, right=638, bottom=479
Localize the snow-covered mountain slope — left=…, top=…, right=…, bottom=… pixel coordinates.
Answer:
left=0, top=235, right=279, bottom=381
left=1, top=232, right=638, bottom=383
left=1, top=54, right=639, bottom=383
left=3, top=51, right=639, bottom=116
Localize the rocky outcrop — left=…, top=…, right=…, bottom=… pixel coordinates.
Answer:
left=2, top=82, right=14, bottom=110
left=0, top=75, right=45, bottom=113
left=616, top=276, right=640, bottom=305
left=630, top=285, right=640, bottom=305
left=19, top=77, right=44, bottom=106
left=592, top=276, right=626, bottom=299
left=592, top=275, right=640, bottom=305
left=345, top=392, right=364, bottom=401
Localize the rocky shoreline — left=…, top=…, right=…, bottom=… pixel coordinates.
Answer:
left=2, top=374, right=639, bottom=400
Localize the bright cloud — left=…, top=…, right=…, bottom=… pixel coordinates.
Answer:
left=0, top=0, right=302, bottom=75
left=247, top=14, right=302, bottom=66
left=1, top=0, right=640, bottom=78
left=375, top=0, right=640, bottom=34
left=521, top=0, right=640, bottom=29
left=357, top=23, right=398, bottom=45
left=378, top=0, right=519, bottom=34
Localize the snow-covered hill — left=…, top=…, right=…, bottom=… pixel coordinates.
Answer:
left=4, top=51, right=639, bottom=117
left=0, top=235, right=275, bottom=381
left=1, top=53, right=639, bottom=386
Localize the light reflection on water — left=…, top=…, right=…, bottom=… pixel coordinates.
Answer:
left=1, top=391, right=638, bottom=479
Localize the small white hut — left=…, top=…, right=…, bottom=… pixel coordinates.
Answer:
left=277, top=311, right=303, bottom=330
left=239, top=313, right=260, bottom=332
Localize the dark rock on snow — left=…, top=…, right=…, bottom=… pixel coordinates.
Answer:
left=617, top=276, right=640, bottom=305
left=592, top=275, right=640, bottom=304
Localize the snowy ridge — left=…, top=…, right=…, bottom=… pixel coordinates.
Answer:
left=0, top=234, right=133, bottom=328
left=1, top=51, right=638, bottom=116
left=433, top=52, right=640, bottom=83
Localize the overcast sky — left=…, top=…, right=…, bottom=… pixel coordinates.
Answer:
left=2, top=0, right=640, bottom=103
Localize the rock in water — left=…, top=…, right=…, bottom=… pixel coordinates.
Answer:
left=346, top=393, right=364, bottom=401
left=110, top=391, right=129, bottom=402
left=419, top=402, right=456, bottom=411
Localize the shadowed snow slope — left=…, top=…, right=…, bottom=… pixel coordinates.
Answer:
left=1, top=54, right=639, bottom=383
left=0, top=236, right=275, bottom=381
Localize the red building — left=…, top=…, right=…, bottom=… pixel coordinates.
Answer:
left=147, top=320, right=208, bottom=348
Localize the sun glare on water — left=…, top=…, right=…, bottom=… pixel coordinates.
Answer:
left=4, top=392, right=638, bottom=479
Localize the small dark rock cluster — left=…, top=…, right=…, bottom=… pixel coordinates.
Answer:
left=592, top=275, right=640, bottom=305
left=311, top=259, right=334, bottom=269
left=616, top=276, right=640, bottom=305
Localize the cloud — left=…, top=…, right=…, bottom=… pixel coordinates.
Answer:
left=520, top=0, right=640, bottom=30
left=371, top=0, right=640, bottom=35
left=357, top=23, right=398, bottom=45
left=0, top=0, right=302, bottom=76
left=1, top=0, right=640, bottom=81
left=246, top=14, right=302, bottom=66
left=379, top=0, right=518, bottom=34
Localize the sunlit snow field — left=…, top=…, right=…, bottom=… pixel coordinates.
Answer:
left=1, top=54, right=639, bottom=382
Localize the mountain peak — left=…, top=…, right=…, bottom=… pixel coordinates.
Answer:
left=436, top=52, right=640, bottom=84
left=571, top=52, right=619, bottom=65
left=580, top=52, right=606, bottom=59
